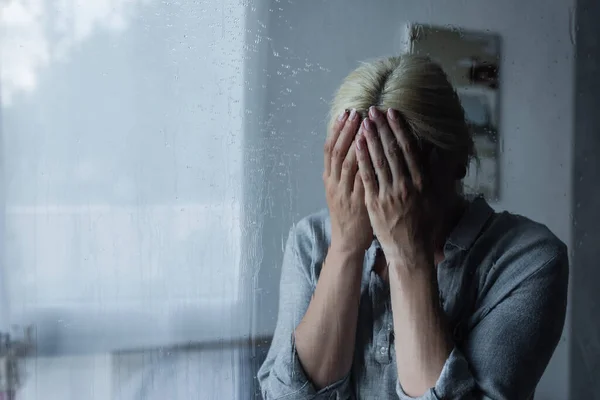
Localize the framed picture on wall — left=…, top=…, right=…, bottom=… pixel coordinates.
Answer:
left=405, top=23, right=501, bottom=201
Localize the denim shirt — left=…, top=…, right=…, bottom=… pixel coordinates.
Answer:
left=257, top=196, right=569, bottom=400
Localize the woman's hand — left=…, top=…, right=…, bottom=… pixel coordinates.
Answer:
left=355, top=106, right=435, bottom=267
left=324, top=109, right=373, bottom=256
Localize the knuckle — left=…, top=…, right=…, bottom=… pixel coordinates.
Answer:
left=401, top=186, right=411, bottom=201
left=402, top=191, right=410, bottom=203
left=341, top=159, right=353, bottom=172
left=385, top=146, right=397, bottom=158
left=365, top=195, right=376, bottom=207
left=332, top=146, right=343, bottom=159
left=413, top=177, right=423, bottom=190
left=398, top=180, right=408, bottom=194
left=375, top=158, right=386, bottom=169
left=338, top=121, right=349, bottom=134
left=332, top=119, right=342, bottom=131
left=324, top=140, right=333, bottom=154
left=332, top=119, right=344, bottom=133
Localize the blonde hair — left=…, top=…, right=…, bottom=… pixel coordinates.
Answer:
left=328, top=54, right=475, bottom=182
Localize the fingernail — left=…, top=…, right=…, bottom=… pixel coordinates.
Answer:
left=349, top=108, right=357, bottom=120
left=363, top=118, right=373, bottom=131
left=387, top=108, right=399, bottom=121
left=369, top=106, right=380, bottom=119
left=337, top=109, right=348, bottom=121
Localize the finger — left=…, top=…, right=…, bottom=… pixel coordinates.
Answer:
left=362, top=117, right=391, bottom=191
left=353, top=171, right=364, bottom=197
left=324, top=109, right=348, bottom=178
left=331, top=108, right=361, bottom=181
left=340, top=129, right=360, bottom=194
left=355, top=132, right=378, bottom=198
left=387, top=108, right=424, bottom=190
left=368, top=106, right=407, bottom=183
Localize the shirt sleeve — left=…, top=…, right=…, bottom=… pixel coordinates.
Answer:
left=395, top=247, right=569, bottom=400
left=257, top=223, right=354, bottom=400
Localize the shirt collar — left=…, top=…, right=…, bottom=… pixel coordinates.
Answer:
left=445, top=195, right=495, bottom=251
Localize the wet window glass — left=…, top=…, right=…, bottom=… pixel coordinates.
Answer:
left=0, top=0, right=597, bottom=399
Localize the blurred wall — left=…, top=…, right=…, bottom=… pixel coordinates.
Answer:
left=571, top=0, right=600, bottom=398
left=254, top=1, right=574, bottom=399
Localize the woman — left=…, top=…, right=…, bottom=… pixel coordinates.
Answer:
left=257, top=55, right=568, bottom=400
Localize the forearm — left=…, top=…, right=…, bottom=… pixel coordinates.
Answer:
left=389, top=256, right=453, bottom=397
left=294, top=248, right=364, bottom=389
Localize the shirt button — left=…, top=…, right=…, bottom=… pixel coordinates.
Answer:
left=380, top=346, right=387, bottom=355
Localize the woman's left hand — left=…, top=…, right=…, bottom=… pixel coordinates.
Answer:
left=355, top=106, right=435, bottom=268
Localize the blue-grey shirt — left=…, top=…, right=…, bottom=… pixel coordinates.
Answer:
left=257, top=196, right=569, bottom=400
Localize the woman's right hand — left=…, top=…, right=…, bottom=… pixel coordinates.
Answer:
left=323, top=109, right=373, bottom=256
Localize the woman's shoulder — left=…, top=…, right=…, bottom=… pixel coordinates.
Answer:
left=289, top=208, right=331, bottom=255
left=457, top=196, right=567, bottom=271
left=487, top=210, right=567, bottom=263
left=286, top=209, right=331, bottom=282
left=475, top=209, right=569, bottom=292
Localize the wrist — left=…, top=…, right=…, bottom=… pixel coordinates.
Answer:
left=389, top=259, right=439, bottom=308
left=327, top=244, right=366, bottom=267
left=329, top=239, right=367, bottom=258
left=328, top=247, right=365, bottom=261
left=387, top=244, right=433, bottom=270
left=388, top=250, right=435, bottom=281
